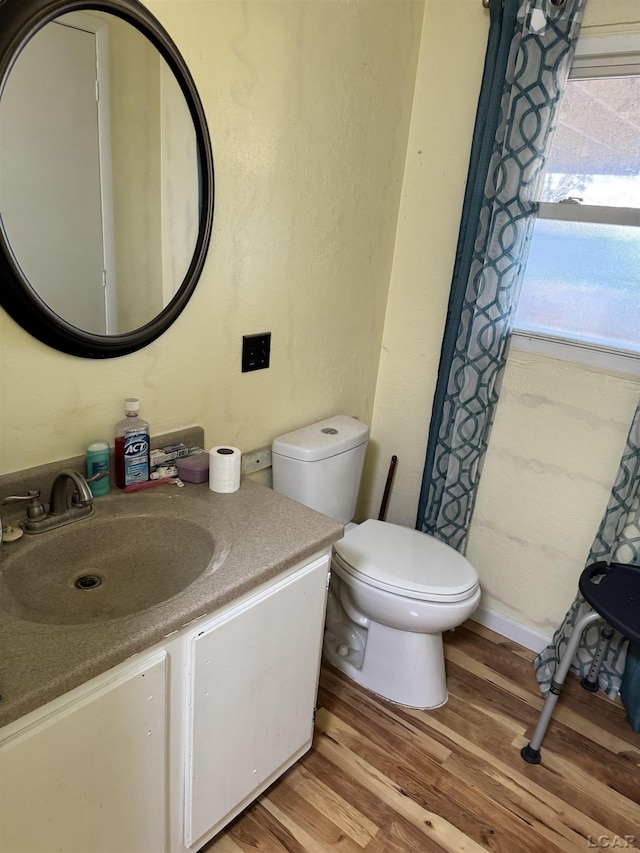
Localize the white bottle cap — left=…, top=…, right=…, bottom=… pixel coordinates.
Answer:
left=124, top=397, right=140, bottom=416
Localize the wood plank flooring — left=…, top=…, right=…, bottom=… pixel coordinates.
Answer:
left=203, top=621, right=640, bottom=852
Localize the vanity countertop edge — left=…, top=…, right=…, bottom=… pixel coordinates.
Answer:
left=0, top=478, right=343, bottom=729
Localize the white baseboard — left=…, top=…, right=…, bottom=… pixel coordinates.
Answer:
left=471, top=605, right=551, bottom=654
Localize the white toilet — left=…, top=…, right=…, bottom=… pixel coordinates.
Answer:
left=272, top=415, right=481, bottom=709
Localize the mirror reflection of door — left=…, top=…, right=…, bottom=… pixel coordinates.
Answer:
left=0, top=15, right=115, bottom=334
left=0, top=10, right=201, bottom=340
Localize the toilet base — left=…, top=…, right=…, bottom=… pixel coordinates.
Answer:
left=323, top=619, right=448, bottom=710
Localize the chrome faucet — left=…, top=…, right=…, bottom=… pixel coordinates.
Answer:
left=2, top=470, right=107, bottom=535
left=49, top=469, right=95, bottom=516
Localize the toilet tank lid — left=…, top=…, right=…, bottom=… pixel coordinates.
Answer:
left=272, top=415, right=369, bottom=462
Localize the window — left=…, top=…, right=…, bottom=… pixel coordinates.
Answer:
left=513, top=35, right=640, bottom=373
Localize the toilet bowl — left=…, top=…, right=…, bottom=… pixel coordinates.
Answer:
left=323, top=519, right=480, bottom=708
left=271, top=415, right=481, bottom=710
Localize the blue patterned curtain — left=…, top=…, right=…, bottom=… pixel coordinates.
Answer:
left=534, top=400, right=640, bottom=698
left=416, top=0, right=587, bottom=549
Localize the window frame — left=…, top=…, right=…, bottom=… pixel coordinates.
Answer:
left=511, top=33, right=640, bottom=377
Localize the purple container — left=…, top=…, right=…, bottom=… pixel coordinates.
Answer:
left=176, top=452, right=209, bottom=484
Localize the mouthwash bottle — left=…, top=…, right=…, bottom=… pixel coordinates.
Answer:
left=115, top=398, right=150, bottom=489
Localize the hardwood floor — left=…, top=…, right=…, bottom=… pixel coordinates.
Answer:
left=204, top=621, right=640, bottom=852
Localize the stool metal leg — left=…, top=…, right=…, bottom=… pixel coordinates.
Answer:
left=521, top=610, right=603, bottom=764
left=581, top=625, right=614, bottom=692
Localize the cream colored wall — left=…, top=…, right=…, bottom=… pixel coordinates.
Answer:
left=0, top=0, right=423, bottom=474
left=466, top=356, right=639, bottom=635
left=366, top=0, right=640, bottom=637
left=361, top=0, right=489, bottom=521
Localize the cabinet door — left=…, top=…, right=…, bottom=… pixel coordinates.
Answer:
left=0, top=650, right=168, bottom=853
left=184, top=554, right=330, bottom=848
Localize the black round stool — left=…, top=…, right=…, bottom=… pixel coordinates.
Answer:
left=521, top=560, right=640, bottom=764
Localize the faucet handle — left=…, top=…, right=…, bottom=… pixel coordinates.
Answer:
left=1, top=490, right=46, bottom=521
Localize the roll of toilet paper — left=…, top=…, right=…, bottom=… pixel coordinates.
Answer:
left=208, top=446, right=241, bottom=493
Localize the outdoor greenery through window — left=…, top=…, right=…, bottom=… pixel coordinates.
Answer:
left=514, top=63, right=640, bottom=360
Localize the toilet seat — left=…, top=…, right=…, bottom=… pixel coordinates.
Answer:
left=334, top=519, right=478, bottom=603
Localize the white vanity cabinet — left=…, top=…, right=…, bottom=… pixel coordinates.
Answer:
left=184, top=552, right=330, bottom=849
left=0, top=650, right=169, bottom=853
left=0, top=549, right=331, bottom=853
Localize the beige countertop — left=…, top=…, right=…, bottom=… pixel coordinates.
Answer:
left=0, top=478, right=342, bottom=729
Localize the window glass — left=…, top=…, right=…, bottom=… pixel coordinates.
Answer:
left=540, top=76, right=640, bottom=206
left=516, top=219, right=639, bottom=352
left=514, top=73, right=640, bottom=359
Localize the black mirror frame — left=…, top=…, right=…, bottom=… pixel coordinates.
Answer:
left=0, top=0, right=214, bottom=358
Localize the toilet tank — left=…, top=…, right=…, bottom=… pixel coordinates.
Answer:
left=271, top=416, right=369, bottom=524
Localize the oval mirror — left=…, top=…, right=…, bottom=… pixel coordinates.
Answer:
left=0, top=0, right=214, bottom=358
